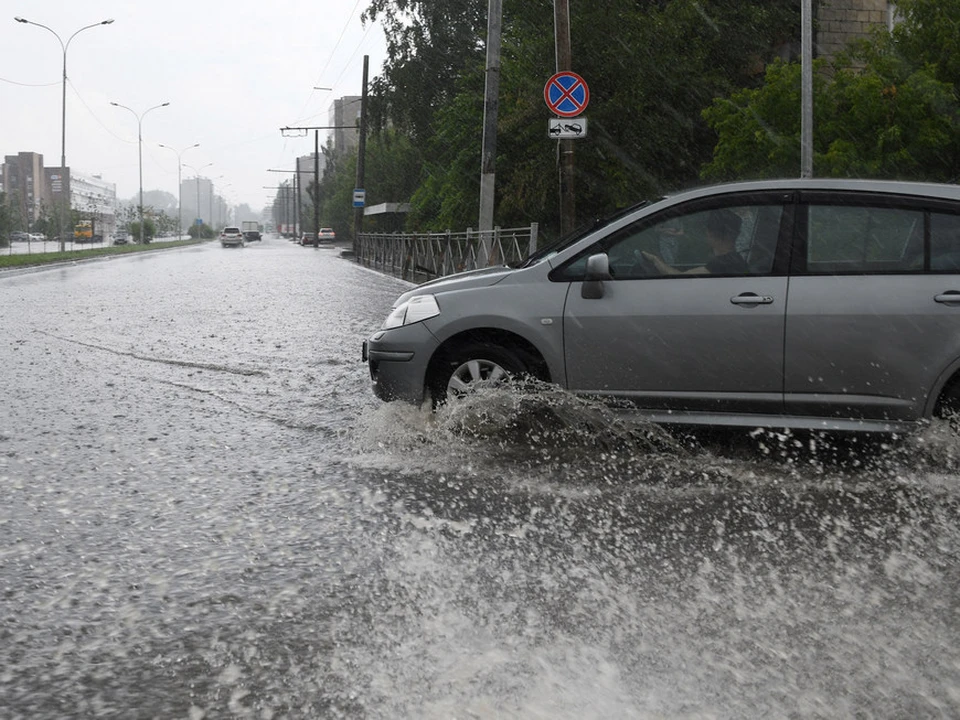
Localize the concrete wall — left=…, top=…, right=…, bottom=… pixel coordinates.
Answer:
left=817, top=0, right=894, bottom=59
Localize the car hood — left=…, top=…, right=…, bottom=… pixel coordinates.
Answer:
left=394, top=265, right=514, bottom=305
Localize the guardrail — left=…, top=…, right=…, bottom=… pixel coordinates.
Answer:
left=356, top=224, right=539, bottom=282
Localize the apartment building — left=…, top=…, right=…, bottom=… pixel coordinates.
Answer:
left=1, top=151, right=46, bottom=228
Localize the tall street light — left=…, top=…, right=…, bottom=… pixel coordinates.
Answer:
left=184, top=163, right=214, bottom=237
left=15, top=15, right=115, bottom=251
left=159, top=142, right=199, bottom=239
left=111, top=101, right=170, bottom=244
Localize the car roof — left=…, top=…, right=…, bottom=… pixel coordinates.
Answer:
left=666, top=177, right=960, bottom=204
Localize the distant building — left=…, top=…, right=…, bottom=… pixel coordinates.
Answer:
left=296, top=153, right=325, bottom=207
left=2, top=152, right=47, bottom=228
left=328, top=96, right=361, bottom=156
left=2, top=151, right=117, bottom=234
left=180, top=176, right=213, bottom=227
left=71, top=171, right=117, bottom=236
left=817, top=0, right=899, bottom=60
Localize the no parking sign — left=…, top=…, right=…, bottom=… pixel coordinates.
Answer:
left=544, top=71, right=589, bottom=118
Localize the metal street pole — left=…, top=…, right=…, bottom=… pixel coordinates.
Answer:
left=478, top=0, right=502, bottom=264
left=554, top=0, right=576, bottom=236
left=111, top=101, right=170, bottom=243
left=15, top=16, right=114, bottom=251
left=159, top=143, right=199, bottom=238
left=353, top=56, right=369, bottom=256
left=267, top=170, right=303, bottom=237
left=801, top=0, right=814, bottom=178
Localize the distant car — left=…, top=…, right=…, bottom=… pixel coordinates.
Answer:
left=299, top=232, right=317, bottom=247
left=243, top=230, right=262, bottom=242
left=318, top=227, right=337, bottom=243
left=10, top=231, right=29, bottom=242
left=112, top=234, right=128, bottom=246
left=28, top=233, right=45, bottom=242
left=220, top=226, right=245, bottom=248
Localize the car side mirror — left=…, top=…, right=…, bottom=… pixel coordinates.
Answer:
left=582, top=253, right=611, bottom=299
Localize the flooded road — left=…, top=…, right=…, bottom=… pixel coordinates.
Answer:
left=1, top=236, right=958, bottom=718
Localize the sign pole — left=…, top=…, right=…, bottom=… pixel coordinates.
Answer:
left=554, top=0, right=575, bottom=236
left=478, top=0, right=502, bottom=265
left=353, top=55, right=369, bottom=257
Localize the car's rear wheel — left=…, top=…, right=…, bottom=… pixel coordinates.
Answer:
left=430, top=342, right=530, bottom=407
left=935, top=376, right=960, bottom=427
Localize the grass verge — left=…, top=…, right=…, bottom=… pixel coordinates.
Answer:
left=0, top=239, right=208, bottom=270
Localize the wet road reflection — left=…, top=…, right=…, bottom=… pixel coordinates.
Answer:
left=1, top=236, right=958, bottom=718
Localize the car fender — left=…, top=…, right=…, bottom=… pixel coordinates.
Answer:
left=421, top=277, right=570, bottom=387
left=924, top=355, right=960, bottom=417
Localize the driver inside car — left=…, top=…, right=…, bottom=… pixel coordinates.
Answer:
left=643, top=208, right=749, bottom=275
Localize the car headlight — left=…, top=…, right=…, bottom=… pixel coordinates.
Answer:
left=382, top=294, right=441, bottom=329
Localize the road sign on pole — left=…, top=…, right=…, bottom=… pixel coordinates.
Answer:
left=548, top=117, right=587, bottom=139
left=353, top=189, right=366, bottom=208
left=544, top=71, right=589, bottom=118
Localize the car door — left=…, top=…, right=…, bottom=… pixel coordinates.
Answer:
left=559, top=195, right=791, bottom=415
left=783, top=194, right=960, bottom=422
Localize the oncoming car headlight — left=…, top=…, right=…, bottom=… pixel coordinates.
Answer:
left=382, top=294, right=441, bottom=329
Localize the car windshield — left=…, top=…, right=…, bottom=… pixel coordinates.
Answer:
left=514, top=199, right=657, bottom=268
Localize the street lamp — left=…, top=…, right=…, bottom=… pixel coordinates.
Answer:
left=111, top=101, right=170, bottom=244
left=184, top=163, right=214, bottom=237
left=15, top=15, right=114, bottom=251
left=158, top=142, right=199, bottom=239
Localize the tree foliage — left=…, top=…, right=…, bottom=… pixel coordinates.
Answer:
left=356, top=0, right=799, bottom=238
left=702, top=0, right=960, bottom=181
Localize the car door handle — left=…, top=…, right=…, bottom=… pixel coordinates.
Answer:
left=730, top=293, right=774, bottom=306
left=935, top=291, right=960, bottom=305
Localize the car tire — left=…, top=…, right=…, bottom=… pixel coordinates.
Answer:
left=430, top=341, right=531, bottom=407
left=935, top=377, right=960, bottom=428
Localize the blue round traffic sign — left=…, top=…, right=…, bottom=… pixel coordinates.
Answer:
left=544, top=71, right=589, bottom=118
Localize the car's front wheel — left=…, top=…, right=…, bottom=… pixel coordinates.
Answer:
left=430, top=342, right=531, bottom=406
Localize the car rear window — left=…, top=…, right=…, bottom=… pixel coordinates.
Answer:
left=224, top=227, right=240, bottom=233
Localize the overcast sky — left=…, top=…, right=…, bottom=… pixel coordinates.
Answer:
left=1, top=0, right=387, bottom=214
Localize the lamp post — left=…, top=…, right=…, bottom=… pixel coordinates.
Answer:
left=159, top=142, right=199, bottom=239
left=184, top=163, right=214, bottom=237
left=15, top=15, right=115, bottom=251
left=111, top=101, right=170, bottom=244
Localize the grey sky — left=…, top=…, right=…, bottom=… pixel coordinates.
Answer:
left=2, top=0, right=387, bottom=213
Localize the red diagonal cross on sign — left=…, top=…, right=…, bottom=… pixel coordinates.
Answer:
left=544, top=71, right=590, bottom=118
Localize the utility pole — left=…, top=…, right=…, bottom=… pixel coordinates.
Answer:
left=801, top=0, right=813, bottom=178
left=353, top=55, right=369, bottom=257
left=279, top=122, right=355, bottom=242
left=294, top=156, right=300, bottom=239
left=478, top=0, right=502, bottom=264
left=314, top=129, right=320, bottom=248
left=554, top=0, right=576, bottom=235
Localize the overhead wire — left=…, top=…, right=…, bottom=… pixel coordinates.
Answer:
left=0, top=76, right=60, bottom=87
left=272, top=0, right=372, bottom=195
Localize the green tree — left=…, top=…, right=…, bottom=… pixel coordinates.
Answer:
left=129, top=218, right=157, bottom=242
left=0, top=192, right=12, bottom=246
left=702, top=0, right=960, bottom=182
left=365, top=0, right=799, bottom=238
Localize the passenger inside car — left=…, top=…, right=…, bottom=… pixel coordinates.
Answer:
left=643, top=207, right=748, bottom=275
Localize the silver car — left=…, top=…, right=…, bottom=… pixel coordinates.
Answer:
left=363, top=179, right=960, bottom=432
left=220, top=226, right=245, bottom=248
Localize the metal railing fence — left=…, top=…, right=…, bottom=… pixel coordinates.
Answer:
left=356, top=224, right=539, bottom=283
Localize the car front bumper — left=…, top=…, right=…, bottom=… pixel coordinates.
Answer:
left=363, top=323, right=440, bottom=404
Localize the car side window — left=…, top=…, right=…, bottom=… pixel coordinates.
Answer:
left=931, top=212, right=960, bottom=271
left=602, top=204, right=782, bottom=279
left=804, top=204, right=923, bottom=273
